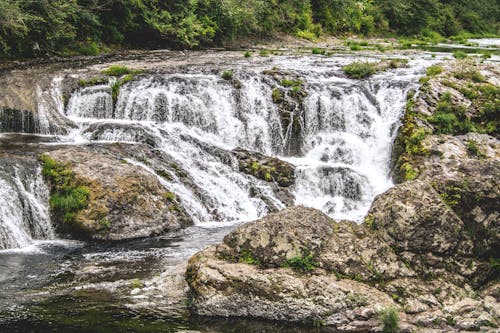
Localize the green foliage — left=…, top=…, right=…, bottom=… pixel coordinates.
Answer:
left=401, top=162, right=418, bottom=181
left=438, top=185, right=462, bottom=207
left=426, top=65, right=443, bottom=76
left=364, top=214, right=377, bottom=231
left=78, top=77, right=108, bottom=87
left=102, top=65, right=134, bottom=77
left=296, top=30, right=317, bottom=41
left=243, top=51, right=252, bottom=58
left=311, top=48, right=325, bottom=55
left=221, top=70, right=234, bottom=80
left=164, top=191, right=176, bottom=202
left=379, top=307, right=399, bottom=333
left=454, top=69, right=485, bottom=83
left=272, top=88, right=284, bottom=103
left=40, top=154, right=90, bottom=224
left=99, top=217, right=111, bottom=229
left=280, top=79, right=302, bottom=88
left=1, top=0, right=499, bottom=59
left=466, top=140, right=479, bottom=156
left=453, top=51, right=468, bottom=59
left=427, top=93, right=476, bottom=135
left=238, top=249, right=261, bottom=265
left=282, top=248, right=318, bottom=273
left=259, top=50, right=270, bottom=57
left=343, top=61, right=378, bottom=79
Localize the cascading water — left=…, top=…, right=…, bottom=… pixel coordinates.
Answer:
left=0, top=54, right=432, bottom=249
left=0, top=163, right=53, bottom=250
left=63, top=56, right=426, bottom=224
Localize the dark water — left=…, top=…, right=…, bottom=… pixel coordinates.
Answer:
left=0, top=226, right=329, bottom=333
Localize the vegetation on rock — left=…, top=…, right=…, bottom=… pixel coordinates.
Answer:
left=40, top=154, right=90, bottom=224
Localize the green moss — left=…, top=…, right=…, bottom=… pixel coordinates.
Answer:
left=40, top=154, right=90, bottom=224
left=282, top=248, right=318, bottom=273
left=407, top=128, right=428, bottom=155
left=130, top=278, right=142, bottom=289
left=342, top=61, right=378, bottom=79
left=379, top=307, right=399, bottom=333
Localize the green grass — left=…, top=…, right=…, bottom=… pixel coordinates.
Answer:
left=453, top=51, right=468, bottom=59
left=243, top=51, right=252, bottom=58
left=259, top=50, right=270, bottom=57
left=282, top=248, right=318, bottom=273
left=101, top=65, right=136, bottom=76
left=280, top=79, right=302, bottom=88
left=426, top=65, right=443, bottom=76
left=379, top=307, right=399, bottom=333
left=311, top=48, right=325, bottom=55
left=342, top=61, right=378, bottom=79
left=221, top=70, right=234, bottom=80
left=78, top=77, right=108, bottom=87
left=272, top=88, right=283, bottom=103
left=40, top=155, right=90, bottom=224
left=238, top=249, right=261, bottom=265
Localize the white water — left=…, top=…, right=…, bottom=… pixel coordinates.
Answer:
left=1, top=54, right=434, bottom=249
left=0, top=166, right=54, bottom=250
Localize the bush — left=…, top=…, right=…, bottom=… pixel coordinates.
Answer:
left=379, top=307, right=399, bottom=333
left=453, top=51, right=468, bottom=59
left=40, top=154, right=90, bottom=224
left=282, top=248, right=318, bottom=273
left=243, top=51, right=251, bottom=58
left=343, top=61, right=378, bottom=79
left=426, top=65, right=443, bottom=76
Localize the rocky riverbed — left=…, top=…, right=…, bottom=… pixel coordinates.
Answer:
left=0, top=47, right=498, bottom=332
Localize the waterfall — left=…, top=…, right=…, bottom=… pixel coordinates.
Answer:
left=0, top=163, right=54, bottom=250
left=65, top=56, right=426, bottom=224
left=0, top=54, right=430, bottom=249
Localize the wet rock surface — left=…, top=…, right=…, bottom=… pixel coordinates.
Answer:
left=43, top=144, right=193, bottom=241
left=186, top=60, right=500, bottom=332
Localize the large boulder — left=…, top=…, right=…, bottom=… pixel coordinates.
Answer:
left=42, top=145, right=192, bottom=240
left=217, top=206, right=335, bottom=268
left=187, top=246, right=396, bottom=330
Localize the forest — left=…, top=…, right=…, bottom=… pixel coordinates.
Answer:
left=0, top=0, right=498, bottom=58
